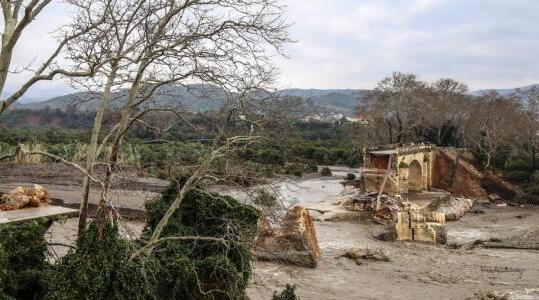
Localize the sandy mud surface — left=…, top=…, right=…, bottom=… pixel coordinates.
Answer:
left=4, top=164, right=539, bottom=299
left=247, top=207, right=539, bottom=300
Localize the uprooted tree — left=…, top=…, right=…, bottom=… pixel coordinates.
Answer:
left=58, top=0, right=291, bottom=237
left=1, top=0, right=291, bottom=298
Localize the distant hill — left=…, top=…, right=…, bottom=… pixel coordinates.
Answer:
left=13, top=82, right=539, bottom=117
left=470, top=84, right=539, bottom=97
left=13, top=84, right=369, bottom=116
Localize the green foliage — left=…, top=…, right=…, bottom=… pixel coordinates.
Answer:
left=272, top=284, right=299, bottom=300
left=47, top=221, right=158, bottom=300
left=0, top=221, right=50, bottom=300
left=283, top=163, right=318, bottom=177
left=0, top=243, right=7, bottom=300
left=345, top=173, right=356, bottom=181
left=143, top=181, right=260, bottom=299
left=320, top=167, right=332, bottom=176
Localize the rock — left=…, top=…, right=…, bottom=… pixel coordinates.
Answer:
left=423, top=195, right=474, bottom=221
left=254, top=206, right=321, bottom=268
left=0, top=185, right=50, bottom=211
left=341, top=248, right=390, bottom=265
left=487, top=194, right=506, bottom=206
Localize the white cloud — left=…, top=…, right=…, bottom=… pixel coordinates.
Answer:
left=5, top=0, right=539, bottom=99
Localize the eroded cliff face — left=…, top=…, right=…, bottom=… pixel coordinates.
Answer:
left=432, top=149, right=520, bottom=200
left=432, top=149, right=488, bottom=198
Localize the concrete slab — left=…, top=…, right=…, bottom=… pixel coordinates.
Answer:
left=0, top=205, right=78, bottom=224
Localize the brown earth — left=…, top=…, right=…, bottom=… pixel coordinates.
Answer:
left=432, top=150, right=487, bottom=198
left=248, top=206, right=539, bottom=300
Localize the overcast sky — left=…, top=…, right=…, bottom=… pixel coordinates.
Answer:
left=5, top=0, right=539, bottom=99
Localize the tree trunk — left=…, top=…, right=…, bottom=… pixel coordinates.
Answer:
left=0, top=19, right=16, bottom=98
left=78, top=64, right=118, bottom=237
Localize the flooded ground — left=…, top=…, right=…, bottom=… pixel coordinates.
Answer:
left=4, top=164, right=539, bottom=299
left=209, top=166, right=359, bottom=208
left=247, top=206, right=539, bottom=300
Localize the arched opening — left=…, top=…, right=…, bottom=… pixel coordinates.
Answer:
left=408, top=160, right=423, bottom=192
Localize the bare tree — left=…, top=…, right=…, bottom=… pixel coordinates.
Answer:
left=467, top=92, right=522, bottom=170
left=72, top=0, right=291, bottom=233
left=360, top=72, right=427, bottom=144
left=424, top=78, right=470, bottom=146
left=0, top=0, right=105, bottom=113
left=65, top=0, right=154, bottom=237
left=515, top=87, right=539, bottom=170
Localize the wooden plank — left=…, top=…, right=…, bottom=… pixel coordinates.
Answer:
left=0, top=205, right=78, bottom=224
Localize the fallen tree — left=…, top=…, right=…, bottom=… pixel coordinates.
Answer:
left=3, top=178, right=261, bottom=300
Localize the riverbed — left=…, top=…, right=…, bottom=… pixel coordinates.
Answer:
left=5, top=164, right=539, bottom=299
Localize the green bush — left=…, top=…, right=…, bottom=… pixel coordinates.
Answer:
left=272, top=284, right=299, bottom=300
left=143, top=180, right=260, bottom=299
left=47, top=221, right=158, bottom=300
left=320, top=167, right=332, bottom=176
left=0, top=221, right=50, bottom=300
left=345, top=173, right=356, bottom=181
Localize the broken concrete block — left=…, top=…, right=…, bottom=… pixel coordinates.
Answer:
left=423, top=195, right=473, bottom=221
left=393, top=211, right=447, bottom=244
left=254, top=206, right=321, bottom=268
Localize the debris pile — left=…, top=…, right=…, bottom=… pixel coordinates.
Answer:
left=343, top=193, right=418, bottom=223
left=487, top=194, right=506, bottom=206
left=254, top=206, right=321, bottom=268
left=340, top=247, right=390, bottom=265
left=0, top=185, right=50, bottom=211
left=422, top=195, right=474, bottom=221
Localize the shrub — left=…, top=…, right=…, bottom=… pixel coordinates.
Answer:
left=320, top=167, right=332, bottom=176
left=143, top=180, right=260, bottom=299
left=46, top=221, right=158, bottom=300
left=272, top=284, right=299, bottom=300
left=345, top=173, right=356, bottom=181
left=0, top=220, right=50, bottom=300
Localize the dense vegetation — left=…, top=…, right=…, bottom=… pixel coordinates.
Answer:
left=359, top=72, right=539, bottom=198
left=0, top=108, right=359, bottom=180
left=0, top=181, right=260, bottom=299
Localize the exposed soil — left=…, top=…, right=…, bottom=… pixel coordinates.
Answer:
left=5, top=163, right=539, bottom=299
left=247, top=207, right=539, bottom=300
left=0, top=163, right=167, bottom=212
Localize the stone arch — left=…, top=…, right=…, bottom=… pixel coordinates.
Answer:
left=408, top=160, right=423, bottom=191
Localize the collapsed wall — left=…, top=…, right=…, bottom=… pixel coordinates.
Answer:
left=395, top=211, right=447, bottom=244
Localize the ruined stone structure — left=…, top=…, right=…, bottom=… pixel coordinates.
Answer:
left=362, top=144, right=435, bottom=195
left=395, top=210, right=446, bottom=244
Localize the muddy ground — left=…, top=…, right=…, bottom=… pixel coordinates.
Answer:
left=248, top=206, right=539, bottom=300
left=3, top=164, right=539, bottom=299
left=44, top=206, right=539, bottom=300
left=0, top=163, right=166, bottom=211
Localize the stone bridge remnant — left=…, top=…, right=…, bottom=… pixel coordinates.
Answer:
left=361, top=144, right=519, bottom=200
left=362, top=144, right=435, bottom=195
